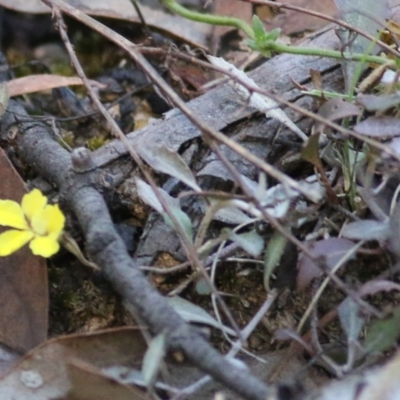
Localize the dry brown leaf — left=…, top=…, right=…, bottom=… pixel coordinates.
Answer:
left=7, top=75, right=105, bottom=97
left=0, top=148, right=48, bottom=352
left=0, top=328, right=147, bottom=399
left=67, top=359, right=147, bottom=400
left=212, top=0, right=253, bottom=38
left=259, top=0, right=337, bottom=36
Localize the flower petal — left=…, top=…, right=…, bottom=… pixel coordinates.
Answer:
left=30, top=211, right=47, bottom=236
left=0, top=230, right=34, bottom=256
left=43, top=204, right=65, bottom=235
left=0, top=200, right=29, bottom=229
left=31, top=204, right=65, bottom=237
left=29, top=234, right=60, bottom=258
left=22, top=189, right=47, bottom=222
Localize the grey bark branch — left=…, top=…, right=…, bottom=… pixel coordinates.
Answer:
left=1, top=101, right=272, bottom=400
left=91, top=27, right=341, bottom=168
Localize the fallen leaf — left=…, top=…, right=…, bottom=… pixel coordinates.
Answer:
left=212, top=0, right=253, bottom=38
left=67, top=359, right=147, bottom=400
left=7, top=75, right=105, bottom=97
left=167, top=296, right=237, bottom=336
left=260, top=0, right=337, bottom=36
left=138, top=143, right=201, bottom=192
left=354, top=116, right=400, bottom=137
left=357, top=92, right=400, bottom=112
left=0, top=328, right=147, bottom=399
left=0, top=148, right=48, bottom=352
left=365, top=308, right=400, bottom=353
left=314, top=98, right=362, bottom=134
left=338, top=298, right=365, bottom=342
left=297, top=238, right=356, bottom=290
left=142, top=333, right=165, bottom=388
left=229, top=229, right=265, bottom=257
left=341, top=219, right=390, bottom=241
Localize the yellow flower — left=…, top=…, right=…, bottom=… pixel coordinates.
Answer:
left=0, top=189, right=65, bottom=258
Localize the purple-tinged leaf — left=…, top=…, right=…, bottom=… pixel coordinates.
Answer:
left=386, top=137, right=400, bottom=157
left=317, top=98, right=362, bottom=123
left=341, top=220, right=390, bottom=241
left=358, top=280, right=400, bottom=297
left=357, top=93, right=400, bottom=112
left=354, top=116, right=400, bottom=138
left=297, top=238, right=356, bottom=291
left=315, top=97, right=362, bottom=135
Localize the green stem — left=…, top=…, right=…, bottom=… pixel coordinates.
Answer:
left=262, top=41, right=390, bottom=65
left=161, top=0, right=254, bottom=39
left=162, top=0, right=391, bottom=66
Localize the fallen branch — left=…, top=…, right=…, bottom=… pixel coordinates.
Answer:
left=1, top=98, right=274, bottom=399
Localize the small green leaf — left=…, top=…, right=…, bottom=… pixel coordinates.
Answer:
left=195, top=277, right=212, bottom=295
left=168, top=296, right=237, bottom=336
left=264, top=231, right=287, bottom=292
left=365, top=308, right=400, bottom=353
left=142, top=332, right=166, bottom=388
left=139, top=144, right=200, bottom=192
left=338, top=298, right=365, bottom=342
left=163, top=207, right=193, bottom=241
left=136, top=178, right=178, bottom=214
left=260, top=49, right=272, bottom=58
left=229, top=229, right=264, bottom=257
left=265, top=27, right=281, bottom=42
left=252, top=15, right=268, bottom=43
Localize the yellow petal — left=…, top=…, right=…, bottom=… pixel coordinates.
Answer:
left=31, top=204, right=65, bottom=237
left=22, top=189, right=47, bottom=222
left=0, top=200, right=28, bottom=229
left=43, top=204, right=65, bottom=235
left=30, top=211, right=47, bottom=235
left=29, top=234, right=60, bottom=258
left=0, top=229, right=34, bottom=256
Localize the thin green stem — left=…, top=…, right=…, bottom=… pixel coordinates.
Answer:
left=162, top=0, right=393, bottom=67
left=262, top=41, right=391, bottom=65
left=161, top=0, right=394, bottom=65
left=161, top=0, right=254, bottom=39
